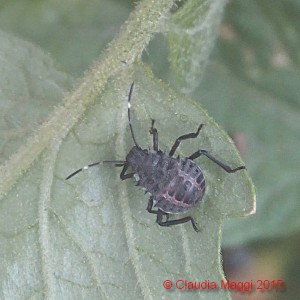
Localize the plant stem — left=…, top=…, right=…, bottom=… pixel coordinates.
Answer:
left=0, top=0, right=175, bottom=197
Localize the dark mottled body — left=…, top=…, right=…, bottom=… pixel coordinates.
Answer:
left=126, top=146, right=205, bottom=214
left=66, top=83, right=245, bottom=231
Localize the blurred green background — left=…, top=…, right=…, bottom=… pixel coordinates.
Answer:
left=0, top=0, right=299, bottom=299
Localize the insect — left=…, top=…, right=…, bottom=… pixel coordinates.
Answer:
left=66, top=83, right=245, bottom=231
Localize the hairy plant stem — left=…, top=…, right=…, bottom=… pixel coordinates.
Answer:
left=0, top=0, right=175, bottom=197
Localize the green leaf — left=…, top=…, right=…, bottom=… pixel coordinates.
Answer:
left=62, top=63, right=254, bottom=299
left=0, top=41, right=254, bottom=298
left=0, top=30, right=73, bottom=298
left=0, top=29, right=73, bottom=165
left=0, top=0, right=175, bottom=198
left=0, top=1, right=255, bottom=299
left=193, top=0, right=300, bottom=247
left=167, top=0, right=227, bottom=93
left=0, top=0, right=131, bottom=75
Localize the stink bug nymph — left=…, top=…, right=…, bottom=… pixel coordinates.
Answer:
left=66, top=83, right=245, bottom=231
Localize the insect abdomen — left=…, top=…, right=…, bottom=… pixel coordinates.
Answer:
left=126, top=147, right=205, bottom=215
left=154, top=158, right=205, bottom=214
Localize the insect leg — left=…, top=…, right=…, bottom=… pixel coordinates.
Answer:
left=156, top=210, right=199, bottom=232
left=188, top=150, right=246, bottom=173
left=146, top=197, right=155, bottom=213
left=146, top=197, right=168, bottom=218
left=169, top=124, right=204, bottom=156
left=149, top=119, right=158, bottom=151
left=120, top=163, right=135, bottom=180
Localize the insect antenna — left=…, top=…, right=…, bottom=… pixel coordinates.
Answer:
left=128, top=82, right=141, bottom=149
left=66, top=83, right=138, bottom=181
left=65, top=160, right=125, bottom=180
